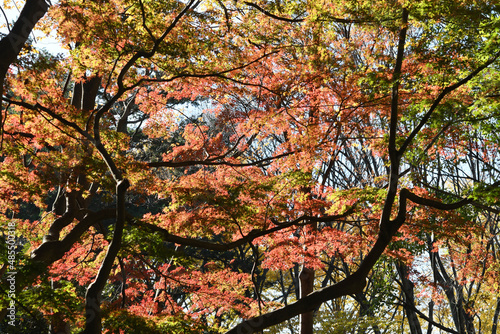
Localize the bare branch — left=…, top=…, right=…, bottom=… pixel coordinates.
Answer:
left=244, top=2, right=304, bottom=23
left=148, top=150, right=296, bottom=168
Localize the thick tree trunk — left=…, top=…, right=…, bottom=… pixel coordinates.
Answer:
left=71, top=75, right=101, bottom=111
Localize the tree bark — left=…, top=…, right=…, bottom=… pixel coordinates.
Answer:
left=117, top=94, right=136, bottom=133
left=428, top=236, right=475, bottom=334
left=83, top=179, right=129, bottom=334
left=492, top=298, right=500, bottom=334
left=71, top=75, right=101, bottom=111
left=299, top=266, right=315, bottom=334
left=396, top=262, right=422, bottom=334
left=354, top=292, right=382, bottom=334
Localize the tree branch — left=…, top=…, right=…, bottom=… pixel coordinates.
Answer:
left=131, top=208, right=355, bottom=252
left=399, top=50, right=500, bottom=155
left=2, top=98, right=90, bottom=140
left=148, top=150, right=296, bottom=168
left=226, top=184, right=471, bottom=334
left=244, top=2, right=305, bottom=23
left=30, top=208, right=116, bottom=264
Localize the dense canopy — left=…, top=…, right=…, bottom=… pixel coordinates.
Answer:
left=1, top=0, right=500, bottom=333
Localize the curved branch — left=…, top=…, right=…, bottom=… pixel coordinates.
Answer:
left=2, top=98, right=90, bottom=140
left=46, top=192, right=78, bottom=241
left=226, top=271, right=367, bottom=333
left=390, top=188, right=472, bottom=237
left=226, top=185, right=472, bottom=334
left=380, top=8, right=408, bottom=236
left=244, top=2, right=305, bottom=23
left=91, top=0, right=201, bottom=182
left=419, top=180, right=500, bottom=214
left=131, top=50, right=280, bottom=92
left=0, top=7, right=11, bottom=33
left=30, top=208, right=116, bottom=264
left=131, top=208, right=355, bottom=252
left=113, top=0, right=201, bottom=94
left=399, top=50, right=500, bottom=155
left=148, top=150, right=296, bottom=168
left=244, top=1, right=364, bottom=24
left=405, top=190, right=472, bottom=211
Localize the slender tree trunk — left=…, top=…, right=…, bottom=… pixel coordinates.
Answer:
left=83, top=179, right=129, bottom=334
left=299, top=184, right=316, bottom=334
left=492, top=298, right=500, bottom=334
left=299, top=266, right=315, bottom=334
left=354, top=292, right=382, bottom=334
left=428, top=236, right=475, bottom=334
left=396, top=262, right=422, bottom=334
left=427, top=301, right=434, bottom=334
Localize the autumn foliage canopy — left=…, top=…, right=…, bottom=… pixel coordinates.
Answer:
left=1, top=0, right=500, bottom=333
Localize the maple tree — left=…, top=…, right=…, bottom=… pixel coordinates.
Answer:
left=1, top=0, right=500, bottom=333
